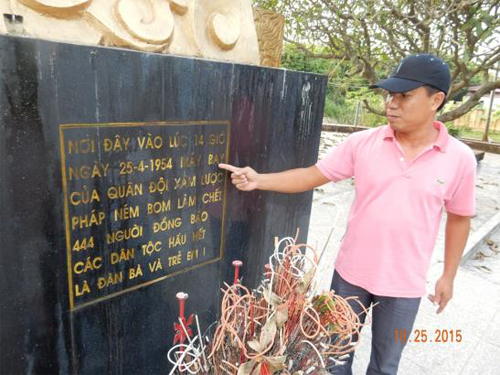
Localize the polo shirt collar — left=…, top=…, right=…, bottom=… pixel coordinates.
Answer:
left=433, top=121, right=449, bottom=152
left=382, top=121, right=449, bottom=152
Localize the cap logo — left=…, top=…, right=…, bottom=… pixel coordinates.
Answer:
left=395, top=62, right=403, bottom=74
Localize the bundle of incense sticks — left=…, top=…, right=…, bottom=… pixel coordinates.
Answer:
left=168, top=235, right=368, bottom=375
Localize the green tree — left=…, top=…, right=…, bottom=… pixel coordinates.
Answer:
left=281, top=45, right=349, bottom=122
left=281, top=44, right=387, bottom=125
left=254, top=0, right=500, bottom=123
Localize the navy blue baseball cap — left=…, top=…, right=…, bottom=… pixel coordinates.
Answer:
left=370, top=54, right=451, bottom=94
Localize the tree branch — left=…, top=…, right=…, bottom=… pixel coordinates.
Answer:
left=363, top=99, right=386, bottom=117
left=439, top=80, right=500, bottom=122
left=283, top=37, right=343, bottom=59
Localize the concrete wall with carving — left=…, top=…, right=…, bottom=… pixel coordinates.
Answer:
left=0, top=0, right=284, bottom=66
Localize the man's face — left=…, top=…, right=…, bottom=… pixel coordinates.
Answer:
left=384, top=86, right=444, bottom=133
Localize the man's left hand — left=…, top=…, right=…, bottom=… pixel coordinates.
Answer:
left=428, top=276, right=454, bottom=314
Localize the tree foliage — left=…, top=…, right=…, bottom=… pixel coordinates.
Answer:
left=280, top=44, right=386, bottom=125
left=254, top=0, right=500, bottom=122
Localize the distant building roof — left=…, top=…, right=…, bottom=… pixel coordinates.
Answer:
left=467, top=85, right=500, bottom=97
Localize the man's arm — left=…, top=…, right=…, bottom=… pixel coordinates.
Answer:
left=428, top=212, right=471, bottom=313
left=218, top=164, right=329, bottom=193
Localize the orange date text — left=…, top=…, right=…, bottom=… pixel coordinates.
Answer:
left=394, top=329, right=462, bottom=343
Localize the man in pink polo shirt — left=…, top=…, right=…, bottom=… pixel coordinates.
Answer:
left=219, top=54, right=476, bottom=374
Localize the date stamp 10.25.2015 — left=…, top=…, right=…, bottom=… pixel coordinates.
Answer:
left=395, top=329, right=462, bottom=343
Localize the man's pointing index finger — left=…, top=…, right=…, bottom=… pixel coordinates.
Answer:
left=218, top=163, right=239, bottom=174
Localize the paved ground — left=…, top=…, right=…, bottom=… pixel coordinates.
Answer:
left=307, top=131, right=500, bottom=375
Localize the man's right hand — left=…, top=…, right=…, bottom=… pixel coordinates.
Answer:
left=218, top=163, right=259, bottom=191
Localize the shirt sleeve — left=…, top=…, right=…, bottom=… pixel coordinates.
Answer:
left=315, top=134, right=356, bottom=182
left=444, top=151, right=476, bottom=216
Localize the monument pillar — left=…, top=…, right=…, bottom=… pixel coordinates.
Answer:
left=0, top=32, right=326, bottom=373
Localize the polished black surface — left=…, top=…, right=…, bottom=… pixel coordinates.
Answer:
left=60, top=121, right=230, bottom=310
left=0, top=35, right=326, bottom=374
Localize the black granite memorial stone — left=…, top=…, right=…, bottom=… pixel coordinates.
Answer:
left=0, top=35, right=327, bottom=374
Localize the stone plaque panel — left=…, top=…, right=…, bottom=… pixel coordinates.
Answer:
left=60, top=121, right=229, bottom=310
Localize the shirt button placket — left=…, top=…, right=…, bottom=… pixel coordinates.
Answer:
left=399, top=156, right=409, bottom=176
